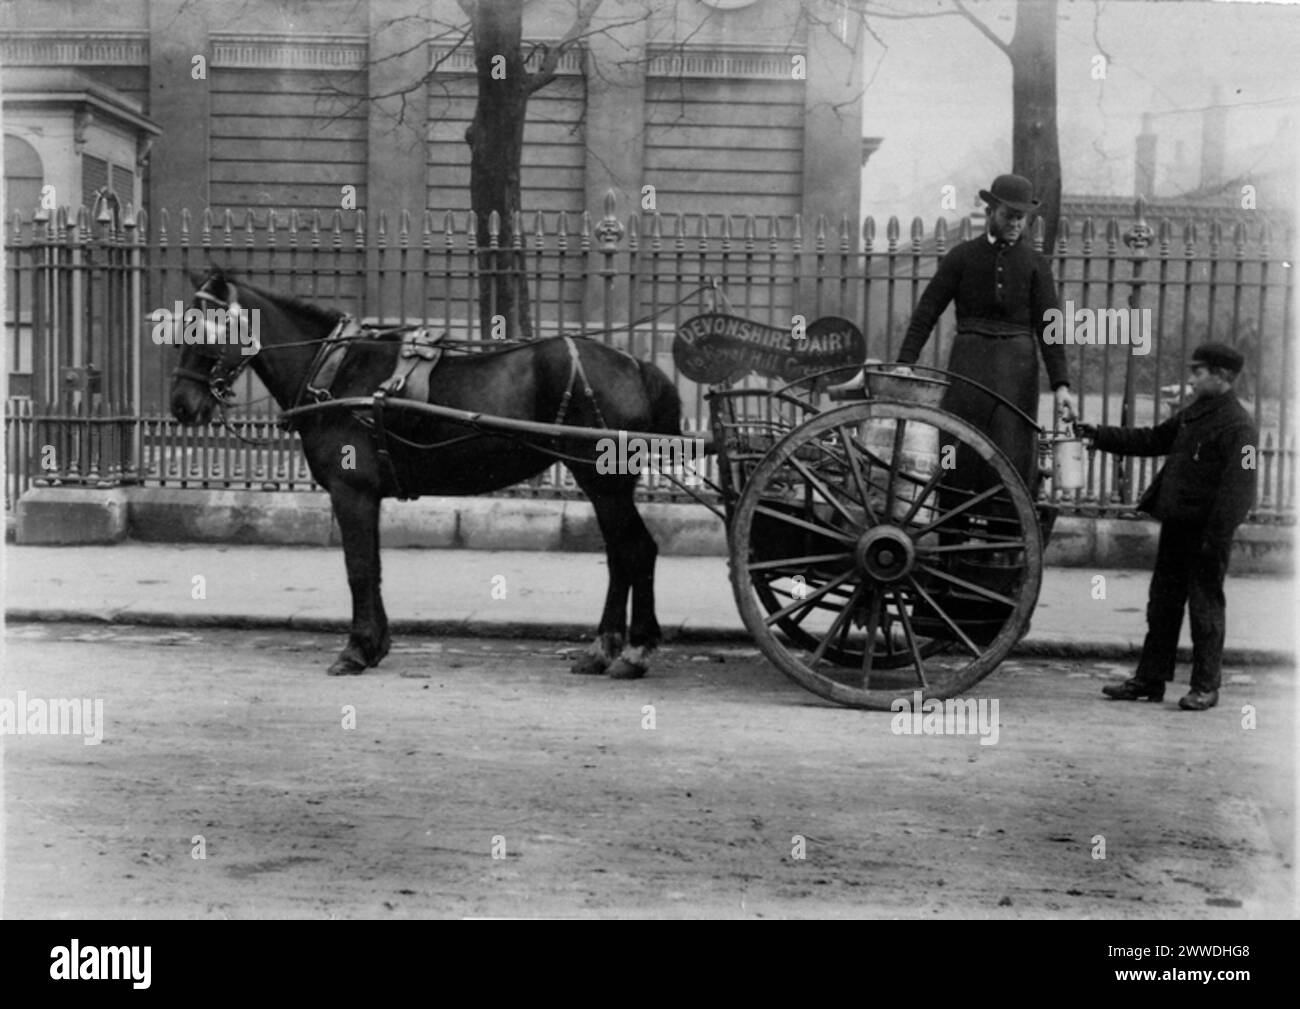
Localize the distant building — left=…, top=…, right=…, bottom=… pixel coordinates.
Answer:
left=0, top=0, right=865, bottom=226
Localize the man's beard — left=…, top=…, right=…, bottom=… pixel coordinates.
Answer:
left=990, top=220, right=1023, bottom=244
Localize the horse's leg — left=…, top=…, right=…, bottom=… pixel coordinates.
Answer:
left=573, top=474, right=660, bottom=680
left=570, top=496, right=630, bottom=676
left=606, top=489, right=660, bottom=680
left=327, top=481, right=389, bottom=676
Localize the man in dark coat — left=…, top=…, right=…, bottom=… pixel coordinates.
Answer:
left=896, top=173, right=1077, bottom=492
left=1076, top=343, right=1258, bottom=710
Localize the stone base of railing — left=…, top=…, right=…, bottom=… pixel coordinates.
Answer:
left=11, top=486, right=1294, bottom=575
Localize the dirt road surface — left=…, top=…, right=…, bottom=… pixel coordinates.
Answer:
left=2, top=623, right=1293, bottom=918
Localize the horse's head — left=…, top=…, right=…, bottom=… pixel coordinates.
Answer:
left=170, top=269, right=261, bottom=425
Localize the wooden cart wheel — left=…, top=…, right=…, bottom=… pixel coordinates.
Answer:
left=729, top=400, right=1042, bottom=710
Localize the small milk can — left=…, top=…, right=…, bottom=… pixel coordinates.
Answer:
left=1050, top=430, right=1085, bottom=490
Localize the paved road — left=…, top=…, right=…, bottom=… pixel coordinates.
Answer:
left=4, top=544, right=1295, bottom=661
left=3, top=623, right=1293, bottom=919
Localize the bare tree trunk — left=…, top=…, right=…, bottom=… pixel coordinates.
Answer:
left=1008, top=0, right=1062, bottom=252
left=464, top=0, right=533, bottom=339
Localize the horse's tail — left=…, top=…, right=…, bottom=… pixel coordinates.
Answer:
left=638, top=358, right=683, bottom=436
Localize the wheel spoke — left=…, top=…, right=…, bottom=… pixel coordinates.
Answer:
left=915, top=563, right=1018, bottom=607
left=914, top=483, right=1008, bottom=536
left=810, top=583, right=862, bottom=667
left=753, top=504, right=857, bottom=544
left=915, top=539, right=1027, bottom=555
left=760, top=567, right=858, bottom=626
left=786, top=454, right=867, bottom=532
left=836, top=424, right=875, bottom=519
left=747, top=550, right=853, bottom=573
left=859, top=588, right=883, bottom=682
left=890, top=586, right=929, bottom=689
left=898, top=465, right=944, bottom=526
left=883, top=419, right=905, bottom=517
left=905, top=574, right=982, bottom=657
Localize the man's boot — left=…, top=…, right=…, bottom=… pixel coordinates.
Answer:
left=1179, top=689, right=1219, bottom=711
left=1102, top=677, right=1165, bottom=701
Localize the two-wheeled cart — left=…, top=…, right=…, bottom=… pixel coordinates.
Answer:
left=284, top=316, right=1063, bottom=711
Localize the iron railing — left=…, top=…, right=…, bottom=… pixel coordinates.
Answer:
left=4, top=194, right=1294, bottom=520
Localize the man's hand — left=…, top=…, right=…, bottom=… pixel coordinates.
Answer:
left=1074, top=422, right=1099, bottom=443
left=1055, top=386, right=1078, bottom=423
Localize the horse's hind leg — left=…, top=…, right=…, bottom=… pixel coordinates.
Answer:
left=573, top=473, right=661, bottom=680
left=327, top=481, right=390, bottom=676
left=570, top=485, right=632, bottom=676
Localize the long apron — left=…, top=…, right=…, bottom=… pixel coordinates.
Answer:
left=939, top=329, right=1040, bottom=492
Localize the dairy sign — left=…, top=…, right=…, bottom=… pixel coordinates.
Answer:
left=672, top=314, right=866, bottom=385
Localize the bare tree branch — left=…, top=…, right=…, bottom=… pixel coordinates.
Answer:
left=525, top=0, right=605, bottom=95
left=951, top=0, right=1011, bottom=55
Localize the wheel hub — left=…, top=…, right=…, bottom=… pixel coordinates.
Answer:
left=854, top=526, right=916, bottom=582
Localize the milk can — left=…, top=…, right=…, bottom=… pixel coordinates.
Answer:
left=1050, top=428, right=1085, bottom=490
left=860, top=418, right=940, bottom=523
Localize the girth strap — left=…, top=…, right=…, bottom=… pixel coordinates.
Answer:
left=369, top=390, right=411, bottom=500
left=553, top=336, right=608, bottom=430
left=302, top=316, right=362, bottom=403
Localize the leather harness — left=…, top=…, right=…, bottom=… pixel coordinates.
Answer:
left=178, top=279, right=618, bottom=502
left=296, top=322, right=606, bottom=500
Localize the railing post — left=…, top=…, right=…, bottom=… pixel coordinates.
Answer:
left=1119, top=196, right=1153, bottom=504
left=592, top=189, right=625, bottom=340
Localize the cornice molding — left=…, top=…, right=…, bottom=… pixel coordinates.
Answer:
left=0, top=30, right=148, bottom=66
left=645, top=44, right=804, bottom=80
left=427, top=41, right=584, bottom=76
left=210, top=33, right=368, bottom=71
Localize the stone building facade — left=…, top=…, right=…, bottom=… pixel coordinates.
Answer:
left=2, top=0, right=865, bottom=226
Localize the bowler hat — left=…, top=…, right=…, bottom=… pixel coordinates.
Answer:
left=978, top=174, right=1041, bottom=213
left=1190, top=342, right=1245, bottom=374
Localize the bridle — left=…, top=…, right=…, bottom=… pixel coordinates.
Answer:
left=171, top=277, right=273, bottom=444
left=170, top=278, right=259, bottom=405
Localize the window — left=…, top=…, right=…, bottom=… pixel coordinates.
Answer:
left=4, top=134, right=44, bottom=218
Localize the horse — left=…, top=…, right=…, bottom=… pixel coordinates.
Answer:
left=169, top=269, right=683, bottom=679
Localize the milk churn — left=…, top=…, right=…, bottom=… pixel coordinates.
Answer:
left=860, top=417, right=940, bottom=523
left=1050, top=425, right=1085, bottom=490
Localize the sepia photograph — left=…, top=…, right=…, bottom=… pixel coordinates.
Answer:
left=0, top=0, right=1296, bottom=939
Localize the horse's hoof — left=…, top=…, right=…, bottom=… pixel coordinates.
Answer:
left=571, top=652, right=609, bottom=676
left=606, top=658, right=647, bottom=680
left=328, top=655, right=368, bottom=676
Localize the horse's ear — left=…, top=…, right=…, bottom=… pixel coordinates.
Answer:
left=186, top=268, right=210, bottom=288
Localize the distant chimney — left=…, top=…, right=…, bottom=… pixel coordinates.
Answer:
left=1200, top=88, right=1227, bottom=191
left=1135, top=112, right=1157, bottom=197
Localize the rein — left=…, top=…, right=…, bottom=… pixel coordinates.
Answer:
left=175, top=278, right=717, bottom=450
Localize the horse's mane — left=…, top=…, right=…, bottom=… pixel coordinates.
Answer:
left=206, top=267, right=345, bottom=328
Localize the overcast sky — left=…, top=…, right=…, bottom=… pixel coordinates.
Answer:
left=858, top=0, right=1300, bottom=223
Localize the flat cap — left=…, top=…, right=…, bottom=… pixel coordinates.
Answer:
left=1190, top=341, right=1244, bottom=373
